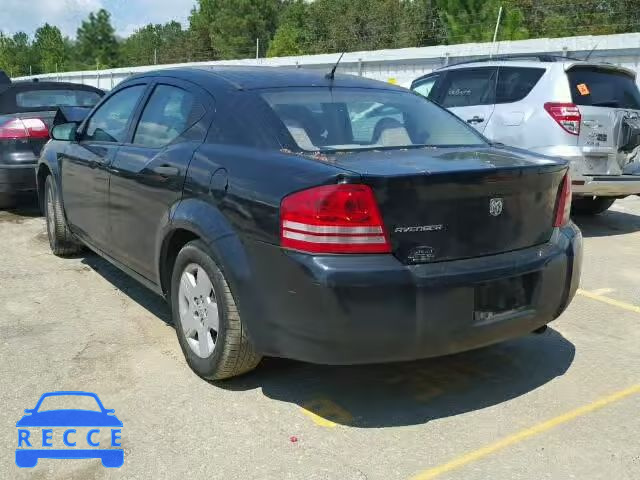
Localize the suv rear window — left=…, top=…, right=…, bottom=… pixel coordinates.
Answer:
left=567, top=67, right=640, bottom=109
left=16, top=89, right=101, bottom=109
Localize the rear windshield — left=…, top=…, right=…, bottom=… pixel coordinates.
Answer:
left=15, top=89, right=102, bottom=109
left=260, top=87, right=486, bottom=152
left=567, top=68, right=640, bottom=109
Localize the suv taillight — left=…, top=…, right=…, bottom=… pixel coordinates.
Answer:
left=0, top=118, right=49, bottom=140
left=544, top=103, right=581, bottom=136
left=554, top=174, right=572, bottom=227
left=280, top=184, right=391, bottom=254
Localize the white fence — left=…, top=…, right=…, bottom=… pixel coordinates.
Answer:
left=14, top=32, right=640, bottom=90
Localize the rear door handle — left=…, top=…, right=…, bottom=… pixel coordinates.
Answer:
left=466, top=116, right=485, bottom=124
left=151, top=165, right=179, bottom=176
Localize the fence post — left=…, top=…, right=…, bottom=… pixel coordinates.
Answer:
left=358, top=58, right=363, bottom=76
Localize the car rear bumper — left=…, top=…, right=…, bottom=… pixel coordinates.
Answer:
left=571, top=174, right=640, bottom=196
left=530, top=146, right=640, bottom=197
left=239, top=224, right=582, bottom=364
left=0, top=164, right=37, bottom=196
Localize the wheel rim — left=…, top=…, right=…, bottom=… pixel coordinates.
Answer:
left=177, top=263, right=219, bottom=358
left=46, top=184, right=55, bottom=238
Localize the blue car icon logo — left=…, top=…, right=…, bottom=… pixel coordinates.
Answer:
left=16, top=391, right=123, bottom=468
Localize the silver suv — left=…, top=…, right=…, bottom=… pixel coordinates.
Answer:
left=411, top=55, right=640, bottom=214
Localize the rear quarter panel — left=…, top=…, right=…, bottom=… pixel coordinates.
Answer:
left=486, top=64, right=577, bottom=150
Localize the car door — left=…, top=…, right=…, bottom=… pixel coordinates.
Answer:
left=432, top=67, right=498, bottom=134
left=61, top=84, right=148, bottom=251
left=107, top=79, right=210, bottom=281
left=486, top=66, right=546, bottom=146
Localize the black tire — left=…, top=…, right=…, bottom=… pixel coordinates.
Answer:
left=571, top=196, right=616, bottom=216
left=170, top=240, right=261, bottom=380
left=44, top=175, right=83, bottom=256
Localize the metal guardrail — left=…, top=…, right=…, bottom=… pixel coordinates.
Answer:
left=14, top=32, right=640, bottom=89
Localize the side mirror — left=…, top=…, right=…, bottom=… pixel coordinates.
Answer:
left=104, top=409, right=115, bottom=414
left=23, top=409, right=34, bottom=414
left=51, top=122, right=78, bottom=141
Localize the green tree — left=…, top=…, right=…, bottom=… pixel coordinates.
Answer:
left=436, top=0, right=528, bottom=44
left=76, top=9, right=120, bottom=68
left=122, top=21, right=189, bottom=66
left=268, top=0, right=308, bottom=56
left=33, top=24, right=66, bottom=73
left=399, top=0, right=446, bottom=47
left=0, top=32, right=35, bottom=77
left=190, top=0, right=284, bottom=59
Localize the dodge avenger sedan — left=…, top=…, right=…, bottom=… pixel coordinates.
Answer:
left=37, top=67, right=582, bottom=380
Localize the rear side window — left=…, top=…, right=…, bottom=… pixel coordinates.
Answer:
left=495, top=67, right=545, bottom=104
left=567, top=68, right=640, bottom=109
left=16, top=89, right=101, bottom=109
left=438, top=68, right=497, bottom=108
left=133, top=85, right=196, bottom=148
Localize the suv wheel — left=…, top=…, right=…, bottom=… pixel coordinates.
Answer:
left=44, top=176, right=83, bottom=256
left=170, top=240, right=261, bottom=380
left=572, top=196, right=615, bottom=216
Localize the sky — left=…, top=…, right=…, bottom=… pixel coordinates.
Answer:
left=0, top=0, right=197, bottom=39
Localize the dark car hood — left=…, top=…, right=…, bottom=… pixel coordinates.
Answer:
left=16, top=409, right=123, bottom=427
left=317, top=145, right=564, bottom=177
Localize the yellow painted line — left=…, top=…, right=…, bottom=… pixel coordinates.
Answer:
left=300, top=397, right=353, bottom=427
left=577, top=288, right=640, bottom=315
left=410, top=384, right=640, bottom=480
left=300, top=408, right=338, bottom=428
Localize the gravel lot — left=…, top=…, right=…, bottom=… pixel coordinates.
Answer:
left=1, top=197, right=639, bottom=480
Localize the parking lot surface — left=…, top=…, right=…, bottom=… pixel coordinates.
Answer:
left=1, top=197, right=639, bottom=480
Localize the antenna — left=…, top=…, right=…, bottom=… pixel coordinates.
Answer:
left=326, top=52, right=345, bottom=80
left=584, top=42, right=599, bottom=61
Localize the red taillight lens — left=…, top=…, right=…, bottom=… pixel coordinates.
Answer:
left=544, top=103, right=581, bottom=135
left=0, top=118, right=49, bottom=140
left=280, top=184, right=391, bottom=254
left=554, top=174, right=572, bottom=227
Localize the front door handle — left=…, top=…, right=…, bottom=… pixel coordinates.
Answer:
left=466, top=116, right=485, bottom=124
left=151, top=165, right=179, bottom=177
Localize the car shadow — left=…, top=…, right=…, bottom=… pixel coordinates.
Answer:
left=80, top=254, right=172, bottom=326
left=75, top=250, right=575, bottom=429
left=0, top=200, right=41, bottom=222
left=220, top=328, right=575, bottom=428
left=573, top=209, right=640, bottom=237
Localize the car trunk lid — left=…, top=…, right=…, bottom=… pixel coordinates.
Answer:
left=326, top=146, right=567, bottom=264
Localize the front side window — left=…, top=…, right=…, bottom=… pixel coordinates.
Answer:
left=438, top=68, right=497, bottom=108
left=133, top=85, right=196, bottom=148
left=260, top=87, right=486, bottom=152
left=412, top=74, right=439, bottom=99
left=84, top=85, right=146, bottom=143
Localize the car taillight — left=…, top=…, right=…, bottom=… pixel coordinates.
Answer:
left=554, top=174, right=572, bottom=227
left=544, top=103, right=581, bottom=135
left=280, top=184, right=391, bottom=254
left=0, top=118, right=49, bottom=140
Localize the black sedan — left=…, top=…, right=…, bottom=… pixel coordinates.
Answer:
left=0, top=75, right=103, bottom=207
left=37, top=67, right=582, bottom=379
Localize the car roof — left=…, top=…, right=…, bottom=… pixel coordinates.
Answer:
left=125, top=66, right=407, bottom=93
left=413, top=59, right=636, bottom=83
